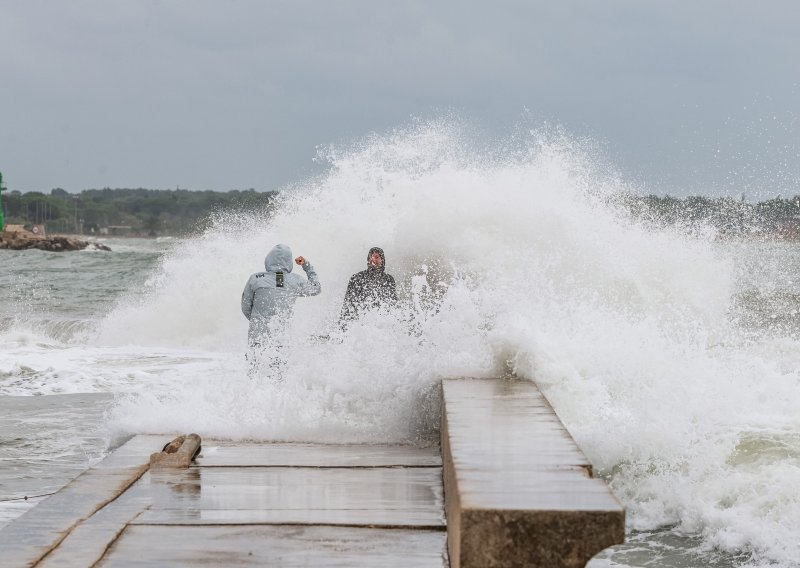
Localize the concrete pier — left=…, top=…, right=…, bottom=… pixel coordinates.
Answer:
left=0, top=377, right=624, bottom=566
left=441, top=378, right=625, bottom=568
left=0, top=436, right=446, bottom=567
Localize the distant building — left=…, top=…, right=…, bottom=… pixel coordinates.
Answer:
left=101, top=226, right=134, bottom=236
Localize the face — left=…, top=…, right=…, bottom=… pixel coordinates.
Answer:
left=369, top=251, right=383, bottom=267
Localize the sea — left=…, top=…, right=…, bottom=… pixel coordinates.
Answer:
left=1, top=123, right=799, bottom=567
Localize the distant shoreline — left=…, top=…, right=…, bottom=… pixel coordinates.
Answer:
left=0, top=230, right=111, bottom=251
left=49, top=233, right=158, bottom=240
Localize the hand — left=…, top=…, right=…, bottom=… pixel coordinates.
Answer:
left=295, top=256, right=305, bottom=266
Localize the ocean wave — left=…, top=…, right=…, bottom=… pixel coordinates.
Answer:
left=5, top=117, right=800, bottom=565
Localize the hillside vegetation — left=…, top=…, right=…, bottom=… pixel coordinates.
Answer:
left=2, top=188, right=277, bottom=236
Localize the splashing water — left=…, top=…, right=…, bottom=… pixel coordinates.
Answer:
left=25, top=119, right=796, bottom=566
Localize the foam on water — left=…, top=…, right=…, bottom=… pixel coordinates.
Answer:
left=34, top=120, right=800, bottom=565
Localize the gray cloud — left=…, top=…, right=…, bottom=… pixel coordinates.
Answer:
left=0, top=0, right=797, bottom=196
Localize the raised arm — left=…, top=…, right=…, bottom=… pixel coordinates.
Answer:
left=297, top=261, right=321, bottom=297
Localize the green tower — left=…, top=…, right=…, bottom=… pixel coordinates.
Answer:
left=0, top=172, right=6, bottom=231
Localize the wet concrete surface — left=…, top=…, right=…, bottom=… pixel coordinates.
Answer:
left=442, top=378, right=625, bottom=568
left=96, top=525, right=447, bottom=567
left=0, top=436, right=447, bottom=567
left=0, top=435, right=152, bottom=568
left=136, top=466, right=444, bottom=526
left=196, top=440, right=442, bottom=468
left=2, top=378, right=626, bottom=567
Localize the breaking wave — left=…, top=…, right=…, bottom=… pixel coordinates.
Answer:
left=85, top=118, right=800, bottom=566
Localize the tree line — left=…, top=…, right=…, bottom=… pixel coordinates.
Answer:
left=3, top=187, right=800, bottom=239
left=613, top=194, right=800, bottom=239
left=1, top=187, right=277, bottom=236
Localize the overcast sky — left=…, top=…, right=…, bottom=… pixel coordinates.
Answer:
left=1, top=1, right=797, bottom=197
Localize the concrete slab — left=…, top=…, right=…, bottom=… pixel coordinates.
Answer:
left=6, top=379, right=627, bottom=568
left=3, top=437, right=446, bottom=566
left=93, top=436, right=171, bottom=469
left=38, top=475, right=154, bottom=568
left=0, top=435, right=159, bottom=568
left=134, top=466, right=445, bottom=527
left=443, top=381, right=592, bottom=473
left=442, top=378, right=625, bottom=568
left=196, top=441, right=442, bottom=468
left=95, top=525, right=448, bottom=567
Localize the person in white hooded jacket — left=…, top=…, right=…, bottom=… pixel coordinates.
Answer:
left=241, top=244, right=321, bottom=360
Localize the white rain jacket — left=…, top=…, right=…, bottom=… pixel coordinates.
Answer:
left=241, top=244, right=321, bottom=345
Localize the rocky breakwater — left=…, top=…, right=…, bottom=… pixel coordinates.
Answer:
left=0, top=230, right=111, bottom=252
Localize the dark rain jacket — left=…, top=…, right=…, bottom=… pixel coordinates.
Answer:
left=241, top=244, right=321, bottom=345
left=340, top=247, right=398, bottom=324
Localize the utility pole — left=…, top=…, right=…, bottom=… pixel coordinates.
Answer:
left=0, top=172, right=6, bottom=231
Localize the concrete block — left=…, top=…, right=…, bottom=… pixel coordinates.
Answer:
left=149, top=434, right=201, bottom=469
left=442, top=378, right=625, bottom=568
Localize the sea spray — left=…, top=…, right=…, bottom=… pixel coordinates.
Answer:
left=93, top=119, right=800, bottom=566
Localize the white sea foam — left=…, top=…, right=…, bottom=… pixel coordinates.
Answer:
left=81, top=120, right=800, bottom=565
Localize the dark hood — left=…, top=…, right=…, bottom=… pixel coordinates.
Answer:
left=367, top=246, right=386, bottom=273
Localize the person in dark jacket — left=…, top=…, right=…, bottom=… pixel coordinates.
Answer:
left=340, top=246, right=398, bottom=327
